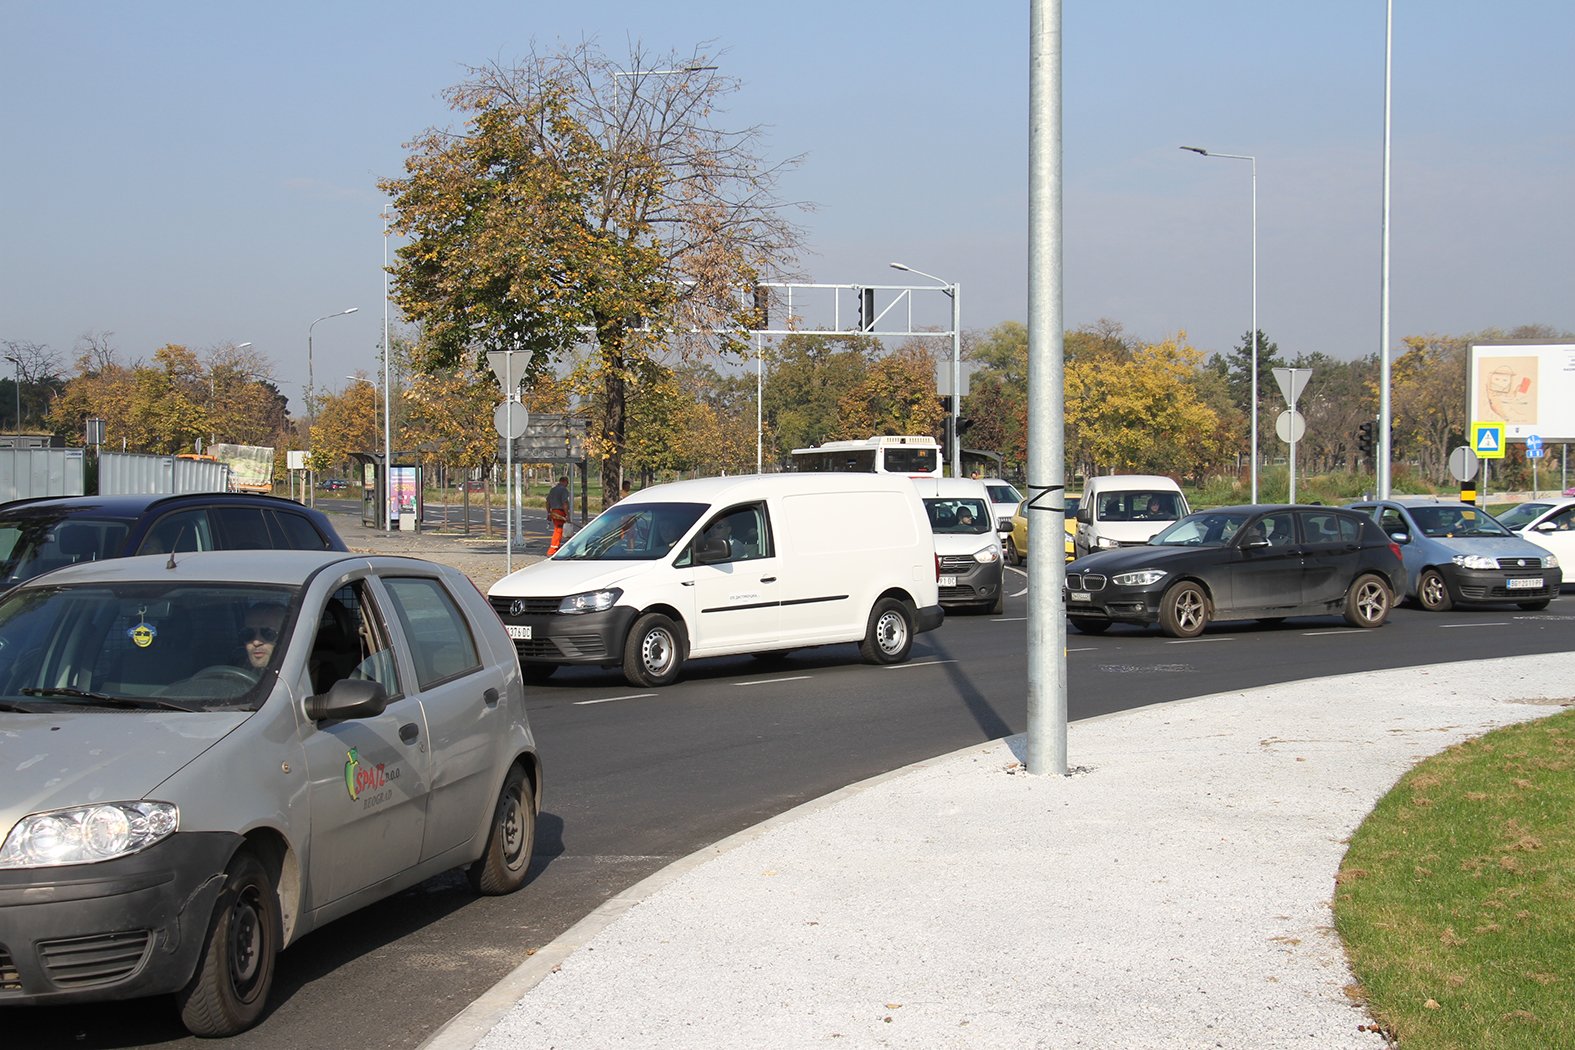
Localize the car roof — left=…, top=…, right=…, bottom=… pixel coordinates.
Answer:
left=618, top=472, right=923, bottom=505
left=11, top=550, right=436, bottom=589
left=2, top=492, right=320, bottom=519
left=1193, top=503, right=1359, bottom=515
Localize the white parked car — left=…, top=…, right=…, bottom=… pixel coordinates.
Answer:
left=913, top=477, right=1005, bottom=615
left=1496, top=497, right=1575, bottom=578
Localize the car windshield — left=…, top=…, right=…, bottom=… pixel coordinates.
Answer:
left=985, top=483, right=1021, bottom=506
left=1407, top=505, right=1510, bottom=538
left=1495, top=503, right=1552, bottom=530
left=553, top=502, right=707, bottom=561
left=924, top=498, right=993, bottom=535
left=0, top=513, right=130, bottom=590
left=1151, top=511, right=1253, bottom=547
left=0, top=581, right=298, bottom=712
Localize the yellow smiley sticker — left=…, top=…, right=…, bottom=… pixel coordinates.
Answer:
left=129, top=623, right=157, bottom=648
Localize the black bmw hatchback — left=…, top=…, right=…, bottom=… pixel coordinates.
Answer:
left=0, top=493, right=348, bottom=592
left=1064, top=504, right=1403, bottom=637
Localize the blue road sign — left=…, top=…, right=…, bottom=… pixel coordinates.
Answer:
left=1526, top=434, right=1544, bottom=459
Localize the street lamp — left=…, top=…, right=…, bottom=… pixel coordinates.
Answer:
left=4, top=356, right=20, bottom=431
left=889, top=262, right=962, bottom=477
left=307, top=308, right=359, bottom=503
left=1181, top=145, right=1258, bottom=502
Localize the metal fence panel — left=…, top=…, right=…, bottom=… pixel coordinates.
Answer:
left=0, top=448, right=86, bottom=501
left=98, top=453, right=229, bottom=495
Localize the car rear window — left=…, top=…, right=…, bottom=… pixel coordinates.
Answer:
left=0, top=515, right=131, bottom=586
left=270, top=511, right=332, bottom=550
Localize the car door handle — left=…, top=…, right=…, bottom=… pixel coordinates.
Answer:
left=760, top=576, right=777, bottom=583
left=399, top=722, right=420, bottom=744
left=483, top=687, right=499, bottom=707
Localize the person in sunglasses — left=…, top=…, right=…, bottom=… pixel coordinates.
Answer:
left=239, top=603, right=287, bottom=676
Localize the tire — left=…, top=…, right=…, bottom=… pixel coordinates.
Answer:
left=1158, top=581, right=1209, bottom=639
left=467, top=765, right=536, bottom=895
left=1004, top=537, right=1021, bottom=566
left=177, top=849, right=280, bottom=1037
left=1069, top=617, right=1110, bottom=635
left=1343, top=573, right=1392, bottom=628
left=623, top=612, right=684, bottom=687
left=987, top=587, right=1005, bottom=616
left=1517, top=599, right=1551, bottom=611
left=859, top=597, right=914, bottom=664
left=1418, top=568, right=1453, bottom=611
left=519, top=662, right=559, bottom=683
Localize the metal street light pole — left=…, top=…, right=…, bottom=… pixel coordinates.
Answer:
left=889, top=262, right=962, bottom=477
left=1181, top=146, right=1258, bottom=502
left=306, top=307, right=359, bottom=505
left=5, top=356, right=21, bottom=431
left=382, top=202, right=396, bottom=532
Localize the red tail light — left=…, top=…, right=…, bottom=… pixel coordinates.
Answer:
left=935, top=552, right=942, bottom=580
left=1387, top=541, right=1402, bottom=561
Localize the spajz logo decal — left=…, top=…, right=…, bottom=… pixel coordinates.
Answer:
left=344, top=747, right=400, bottom=809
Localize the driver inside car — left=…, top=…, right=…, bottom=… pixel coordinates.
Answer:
left=240, top=602, right=286, bottom=676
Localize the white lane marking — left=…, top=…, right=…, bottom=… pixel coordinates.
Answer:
left=1300, top=630, right=1354, bottom=636
left=994, top=616, right=1026, bottom=622
left=574, top=693, right=658, bottom=705
left=736, top=676, right=812, bottom=687
left=1440, top=622, right=1511, bottom=628
left=885, top=659, right=959, bottom=670
left=1067, top=646, right=1098, bottom=652
left=1165, top=636, right=1233, bottom=644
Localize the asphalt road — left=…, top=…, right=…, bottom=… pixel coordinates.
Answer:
left=10, top=571, right=1573, bottom=1049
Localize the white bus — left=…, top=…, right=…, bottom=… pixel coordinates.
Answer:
left=789, top=435, right=943, bottom=478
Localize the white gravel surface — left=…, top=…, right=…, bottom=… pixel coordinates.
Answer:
left=425, top=653, right=1575, bottom=1050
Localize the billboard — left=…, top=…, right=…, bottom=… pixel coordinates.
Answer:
left=1467, top=343, right=1575, bottom=442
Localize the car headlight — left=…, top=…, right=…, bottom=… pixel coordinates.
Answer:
left=1112, top=569, right=1168, bottom=587
left=1452, top=554, right=1499, bottom=570
left=558, top=587, right=622, bottom=614
left=0, top=801, right=179, bottom=869
left=1095, top=536, right=1119, bottom=549
left=1545, top=553, right=1560, bottom=569
left=973, top=545, right=1001, bottom=564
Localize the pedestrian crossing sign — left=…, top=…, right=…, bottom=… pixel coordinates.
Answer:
left=1471, top=421, right=1506, bottom=459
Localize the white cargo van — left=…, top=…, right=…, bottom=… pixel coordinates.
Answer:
left=1073, top=475, right=1190, bottom=559
left=488, top=473, right=944, bottom=686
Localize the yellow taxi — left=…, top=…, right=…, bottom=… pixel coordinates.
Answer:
left=1005, top=493, right=1079, bottom=565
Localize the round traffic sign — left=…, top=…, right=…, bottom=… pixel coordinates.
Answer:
left=1447, top=445, right=1479, bottom=482
left=1274, top=409, right=1305, bottom=443
left=493, top=401, right=529, bottom=439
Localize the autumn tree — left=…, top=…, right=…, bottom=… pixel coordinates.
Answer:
left=760, top=333, right=879, bottom=464
left=835, top=341, right=946, bottom=440
left=383, top=40, right=802, bottom=511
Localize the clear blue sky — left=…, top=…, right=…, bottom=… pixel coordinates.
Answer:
left=4, top=1, right=1571, bottom=415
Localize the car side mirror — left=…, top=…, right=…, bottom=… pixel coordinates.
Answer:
left=1534, top=521, right=1557, bottom=532
left=305, top=678, right=388, bottom=722
left=1388, top=531, right=1410, bottom=544
left=693, top=538, right=729, bottom=564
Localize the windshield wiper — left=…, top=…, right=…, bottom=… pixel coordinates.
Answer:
left=18, top=687, right=197, bottom=712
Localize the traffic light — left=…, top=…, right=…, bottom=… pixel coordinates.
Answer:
left=1356, top=420, right=1375, bottom=457
left=855, top=287, right=875, bottom=331
left=751, top=284, right=769, bottom=330
left=956, top=417, right=975, bottom=439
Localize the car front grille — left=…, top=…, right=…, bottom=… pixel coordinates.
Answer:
left=0, top=944, right=21, bottom=992
left=1495, top=556, right=1545, bottom=570
left=514, top=635, right=608, bottom=661
left=939, top=555, right=978, bottom=573
left=490, top=595, right=562, bottom=617
left=1066, top=573, right=1107, bottom=592
left=37, top=930, right=151, bottom=989
left=1459, top=581, right=1555, bottom=601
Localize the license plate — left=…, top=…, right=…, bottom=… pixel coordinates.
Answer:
left=506, top=624, right=532, bottom=640
left=1070, top=591, right=1092, bottom=602
left=938, top=575, right=957, bottom=587
left=1506, top=577, right=1541, bottom=590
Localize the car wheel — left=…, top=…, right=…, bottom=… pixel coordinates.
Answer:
left=1418, top=568, right=1453, bottom=611
left=859, top=597, right=913, bottom=664
left=1158, top=581, right=1209, bottom=638
left=987, top=587, right=1004, bottom=616
left=467, top=765, right=536, bottom=895
left=1069, top=617, right=1110, bottom=634
left=622, top=612, right=685, bottom=687
left=1517, top=599, right=1551, bottom=611
left=519, top=662, right=558, bottom=683
left=1004, top=537, right=1021, bottom=566
left=177, top=848, right=279, bottom=1037
left=1343, top=573, right=1392, bottom=628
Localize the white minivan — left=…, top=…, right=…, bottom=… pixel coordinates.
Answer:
left=1073, top=475, right=1190, bottom=559
left=912, top=477, right=1006, bottom=615
left=488, top=473, right=945, bottom=686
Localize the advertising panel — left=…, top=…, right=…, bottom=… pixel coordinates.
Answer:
left=1467, top=343, right=1575, bottom=442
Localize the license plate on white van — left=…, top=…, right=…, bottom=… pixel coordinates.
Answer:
left=938, top=575, right=957, bottom=587
left=506, top=624, right=532, bottom=640
left=1506, top=577, right=1541, bottom=590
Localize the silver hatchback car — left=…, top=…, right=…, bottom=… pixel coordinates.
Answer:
left=0, top=550, right=541, bottom=1035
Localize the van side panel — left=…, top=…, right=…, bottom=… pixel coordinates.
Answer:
left=774, top=489, right=923, bottom=644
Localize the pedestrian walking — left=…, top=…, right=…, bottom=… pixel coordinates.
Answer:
left=546, top=475, right=571, bottom=554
